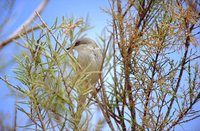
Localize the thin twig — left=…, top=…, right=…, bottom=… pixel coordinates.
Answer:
left=14, top=97, right=17, bottom=131
left=35, top=12, right=82, bottom=70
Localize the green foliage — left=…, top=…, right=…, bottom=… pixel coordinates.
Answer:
left=10, top=17, right=104, bottom=130
left=1, top=0, right=200, bottom=131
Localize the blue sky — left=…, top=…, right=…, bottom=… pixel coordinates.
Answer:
left=0, top=0, right=199, bottom=130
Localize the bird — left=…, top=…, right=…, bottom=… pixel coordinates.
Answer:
left=66, top=37, right=103, bottom=126
left=67, top=37, right=103, bottom=85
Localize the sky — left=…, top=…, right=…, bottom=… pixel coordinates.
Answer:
left=0, top=0, right=199, bottom=130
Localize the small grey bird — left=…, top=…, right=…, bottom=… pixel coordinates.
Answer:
left=66, top=38, right=103, bottom=126
left=67, top=37, right=103, bottom=85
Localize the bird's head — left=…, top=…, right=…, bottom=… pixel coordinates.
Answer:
left=67, top=37, right=98, bottom=51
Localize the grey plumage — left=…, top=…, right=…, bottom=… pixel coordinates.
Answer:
left=69, top=37, right=103, bottom=85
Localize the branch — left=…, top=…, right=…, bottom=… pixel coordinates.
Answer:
left=142, top=51, right=160, bottom=130
left=159, top=24, right=195, bottom=130
left=0, top=0, right=48, bottom=50
left=167, top=93, right=200, bottom=130
left=185, top=55, right=200, bottom=64
left=122, top=1, right=134, bottom=17
left=0, top=25, right=44, bottom=48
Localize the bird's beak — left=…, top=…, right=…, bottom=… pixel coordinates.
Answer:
left=67, top=43, right=76, bottom=50
left=66, top=46, right=72, bottom=50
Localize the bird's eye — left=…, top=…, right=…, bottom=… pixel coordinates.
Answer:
left=74, top=41, right=81, bottom=47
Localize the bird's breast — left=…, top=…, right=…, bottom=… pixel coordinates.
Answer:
left=77, top=48, right=102, bottom=71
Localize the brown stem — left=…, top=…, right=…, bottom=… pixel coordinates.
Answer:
left=141, top=51, right=160, bottom=130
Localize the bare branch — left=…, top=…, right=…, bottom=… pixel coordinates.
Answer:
left=0, top=0, right=48, bottom=50
left=0, top=25, right=44, bottom=48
